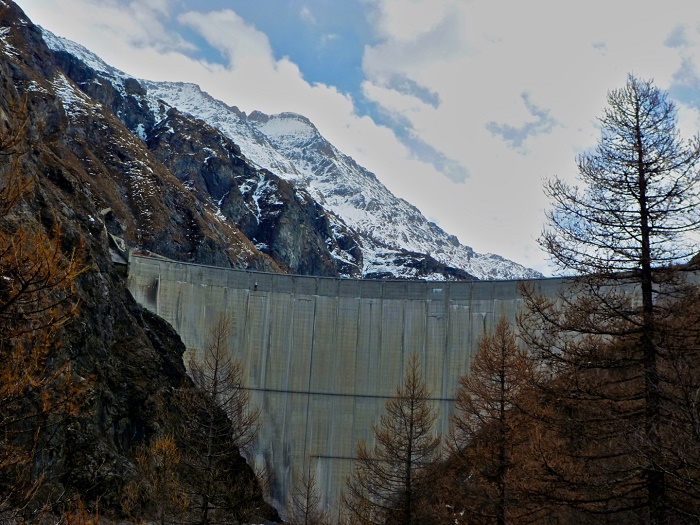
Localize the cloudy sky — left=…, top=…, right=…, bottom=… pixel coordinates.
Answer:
left=16, top=0, right=700, bottom=275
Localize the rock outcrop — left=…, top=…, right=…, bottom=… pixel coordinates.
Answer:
left=145, top=107, right=364, bottom=277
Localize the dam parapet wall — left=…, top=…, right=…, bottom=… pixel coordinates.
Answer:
left=126, top=253, right=564, bottom=515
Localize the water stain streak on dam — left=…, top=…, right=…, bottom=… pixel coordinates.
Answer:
left=126, top=254, right=563, bottom=514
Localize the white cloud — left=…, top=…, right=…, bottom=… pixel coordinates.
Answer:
left=319, top=33, right=339, bottom=47
left=365, top=0, right=456, bottom=41
left=300, top=6, right=316, bottom=24
left=178, top=10, right=274, bottom=71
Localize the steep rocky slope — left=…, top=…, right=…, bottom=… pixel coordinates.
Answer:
left=47, top=39, right=371, bottom=278
left=0, top=2, right=278, bottom=521
left=27, top=49, right=277, bottom=270
left=43, top=28, right=541, bottom=281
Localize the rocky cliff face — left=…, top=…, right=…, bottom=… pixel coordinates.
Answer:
left=0, top=2, right=278, bottom=521
left=144, top=107, right=364, bottom=277
left=39, top=45, right=278, bottom=271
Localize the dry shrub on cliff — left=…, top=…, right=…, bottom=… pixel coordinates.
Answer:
left=121, top=434, right=189, bottom=525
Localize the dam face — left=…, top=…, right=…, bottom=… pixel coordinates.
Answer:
left=126, top=254, right=563, bottom=515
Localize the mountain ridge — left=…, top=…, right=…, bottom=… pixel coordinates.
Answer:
left=42, top=28, right=542, bottom=281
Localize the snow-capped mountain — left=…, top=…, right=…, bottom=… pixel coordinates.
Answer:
left=43, top=29, right=541, bottom=280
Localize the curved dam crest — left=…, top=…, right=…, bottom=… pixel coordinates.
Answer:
left=126, top=254, right=563, bottom=514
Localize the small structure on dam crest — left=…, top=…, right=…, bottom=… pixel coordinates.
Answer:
left=126, top=253, right=563, bottom=515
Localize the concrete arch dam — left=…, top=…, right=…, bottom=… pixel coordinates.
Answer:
left=126, top=254, right=563, bottom=514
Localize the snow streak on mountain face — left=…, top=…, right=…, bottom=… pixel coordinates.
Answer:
left=43, top=29, right=542, bottom=280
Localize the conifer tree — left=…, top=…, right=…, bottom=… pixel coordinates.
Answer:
left=449, top=318, right=541, bottom=525
left=521, top=74, right=700, bottom=524
left=121, top=434, right=189, bottom=525
left=342, top=353, right=441, bottom=525
left=287, top=462, right=331, bottom=525
left=178, top=313, right=265, bottom=525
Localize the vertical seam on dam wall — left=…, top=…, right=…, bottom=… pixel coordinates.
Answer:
left=303, top=295, right=316, bottom=463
